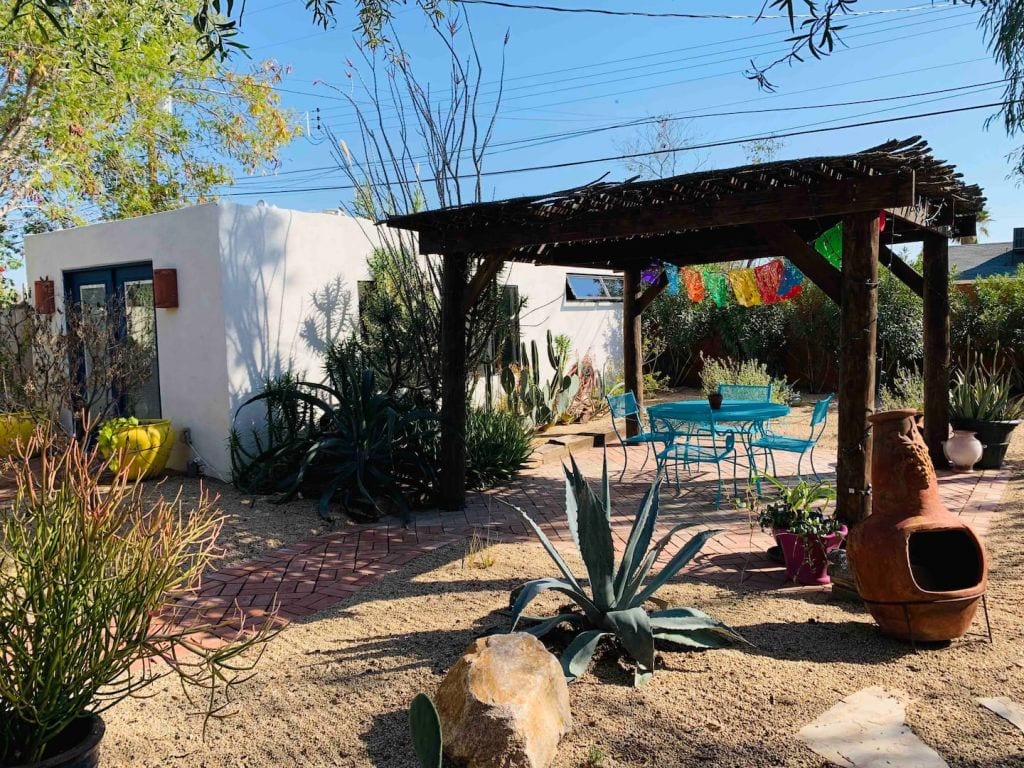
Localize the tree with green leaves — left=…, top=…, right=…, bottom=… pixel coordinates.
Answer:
left=0, top=0, right=296, bottom=282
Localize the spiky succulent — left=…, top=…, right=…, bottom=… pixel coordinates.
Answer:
left=506, top=455, right=744, bottom=686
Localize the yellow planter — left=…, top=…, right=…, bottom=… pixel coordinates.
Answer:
left=100, top=419, right=176, bottom=480
left=0, top=412, right=37, bottom=457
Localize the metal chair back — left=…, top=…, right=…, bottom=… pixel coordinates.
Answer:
left=718, top=383, right=773, bottom=402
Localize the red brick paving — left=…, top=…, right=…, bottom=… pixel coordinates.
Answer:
left=178, top=445, right=1009, bottom=637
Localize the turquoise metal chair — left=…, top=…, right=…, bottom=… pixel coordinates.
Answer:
left=751, top=393, right=834, bottom=482
left=718, top=383, right=773, bottom=402
left=653, top=413, right=739, bottom=508
left=606, top=392, right=672, bottom=481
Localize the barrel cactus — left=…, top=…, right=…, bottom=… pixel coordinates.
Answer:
left=505, top=455, right=745, bottom=686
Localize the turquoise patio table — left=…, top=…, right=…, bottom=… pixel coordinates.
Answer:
left=647, top=399, right=790, bottom=487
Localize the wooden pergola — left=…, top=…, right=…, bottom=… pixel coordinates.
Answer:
left=384, top=138, right=984, bottom=523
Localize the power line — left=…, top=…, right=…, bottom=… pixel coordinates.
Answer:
left=451, top=0, right=950, bottom=20
left=312, top=6, right=980, bottom=132
left=221, top=99, right=1015, bottom=197
left=228, top=75, right=1005, bottom=185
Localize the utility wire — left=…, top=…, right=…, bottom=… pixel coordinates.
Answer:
left=450, top=0, right=952, bottom=20
left=221, top=99, right=1017, bottom=197
left=313, top=7, right=980, bottom=134
left=228, top=76, right=1006, bottom=184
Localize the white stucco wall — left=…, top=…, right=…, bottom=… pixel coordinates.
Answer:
left=215, top=202, right=375, bottom=412
left=24, top=202, right=622, bottom=480
left=25, top=204, right=230, bottom=477
left=25, top=202, right=381, bottom=480
left=505, top=263, right=622, bottom=378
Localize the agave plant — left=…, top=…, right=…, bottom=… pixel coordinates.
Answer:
left=505, top=456, right=744, bottom=686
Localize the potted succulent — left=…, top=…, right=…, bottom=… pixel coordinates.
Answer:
left=97, top=416, right=176, bottom=479
left=756, top=475, right=846, bottom=586
left=949, top=349, right=1023, bottom=470
left=0, top=430, right=274, bottom=767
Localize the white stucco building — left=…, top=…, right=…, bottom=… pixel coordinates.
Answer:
left=25, top=202, right=622, bottom=480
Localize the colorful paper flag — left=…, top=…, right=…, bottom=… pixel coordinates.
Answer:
left=814, top=223, right=843, bottom=268
left=754, top=260, right=784, bottom=304
left=705, top=271, right=728, bottom=307
left=777, top=260, right=804, bottom=301
left=664, top=263, right=680, bottom=296
left=682, top=267, right=705, bottom=303
left=641, top=261, right=662, bottom=286
left=728, top=268, right=762, bottom=307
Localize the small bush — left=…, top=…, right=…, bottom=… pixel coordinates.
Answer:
left=465, top=408, right=533, bottom=489
left=879, top=368, right=925, bottom=411
left=699, top=354, right=794, bottom=404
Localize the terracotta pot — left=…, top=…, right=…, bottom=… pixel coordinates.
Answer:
left=774, top=526, right=847, bottom=585
left=16, top=715, right=104, bottom=768
left=847, top=409, right=988, bottom=642
left=707, top=392, right=723, bottom=410
left=943, top=430, right=984, bottom=471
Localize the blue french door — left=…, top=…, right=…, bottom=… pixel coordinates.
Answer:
left=65, top=263, right=162, bottom=420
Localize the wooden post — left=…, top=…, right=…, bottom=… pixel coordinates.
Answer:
left=622, top=267, right=643, bottom=437
left=836, top=213, right=879, bottom=526
left=922, top=233, right=950, bottom=466
left=438, top=253, right=469, bottom=510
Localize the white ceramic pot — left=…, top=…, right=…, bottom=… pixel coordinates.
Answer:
left=943, top=430, right=984, bottom=471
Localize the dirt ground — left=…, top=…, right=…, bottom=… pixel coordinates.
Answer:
left=102, top=425, right=1024, bottom=768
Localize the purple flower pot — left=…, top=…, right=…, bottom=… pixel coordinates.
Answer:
left=773, top=527, right=847, bottom=585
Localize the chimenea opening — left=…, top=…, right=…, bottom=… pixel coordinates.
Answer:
left=907, top=529, right=983, bottom=593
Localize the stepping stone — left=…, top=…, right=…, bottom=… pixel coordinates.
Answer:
left=977, top=697, right=1024, bottom=734
left=798, top=686, right=947, bottom=768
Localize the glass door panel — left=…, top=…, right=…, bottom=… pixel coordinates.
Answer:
left=65, top=264, right=161, bottom=422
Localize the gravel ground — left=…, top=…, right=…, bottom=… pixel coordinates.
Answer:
left=103, top=428, right=1024, bottom=768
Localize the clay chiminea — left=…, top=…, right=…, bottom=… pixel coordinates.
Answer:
left=847, top=409, right=987, bottom=642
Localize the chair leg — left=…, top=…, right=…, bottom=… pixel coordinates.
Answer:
left=796, top=452, right=804, bottom=481
left=639, top=441, right=651, bottom=474
left=619, top=442, right=628, bottom=482
left=810, top=446, right=820, bottom=480
left=715, top=462, right=723, bottom=508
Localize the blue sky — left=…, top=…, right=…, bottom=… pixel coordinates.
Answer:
left=216, top=0, right=1020, bottom=244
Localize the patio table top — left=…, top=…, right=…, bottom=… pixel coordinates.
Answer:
left=648, top=399, right=790, bottom=424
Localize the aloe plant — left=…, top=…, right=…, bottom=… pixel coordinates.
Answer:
left=950, top=344, right=1024, bottom=422
left=505, top=456, right=744, bottom=686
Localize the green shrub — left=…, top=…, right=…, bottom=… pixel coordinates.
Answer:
left=876, top=267, right=924, bottom=384
left=465, top=408, right=533, bottom=489
left=952, top=266, right=1024, bottom=390
left=505, top=456, right=744, bottom=687
left=698, top=353, right=794, bottom=404
left=786, top=284, right=840, bottom=391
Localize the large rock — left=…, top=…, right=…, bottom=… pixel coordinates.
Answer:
left=434, top=633, right=572, bottom=768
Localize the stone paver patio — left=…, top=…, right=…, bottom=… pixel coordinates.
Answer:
left=175, top=444, right=1009, bottom=641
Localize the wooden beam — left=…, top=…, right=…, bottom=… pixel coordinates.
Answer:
left=879, top=244, right=923, bottom=298
left=420, top=174, right=916, bottom=254
left=438, top=253, right=470, bottom=510
left=922, top=234, right=950, bottom=466
left=525, top=226, right=767, bottom=269
left=622, top=267, right=644, bottom=437
left=462, top=252, right=506, bottom=313
left=753, top=223, right=842, bottom=304
left=836, top=212, right=879, bottom=526
left=636, top=270, right=669, bottom=314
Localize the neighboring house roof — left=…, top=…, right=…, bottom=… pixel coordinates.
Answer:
left=950, top=228, right=1024, bottom=281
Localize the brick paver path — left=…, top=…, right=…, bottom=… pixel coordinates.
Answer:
left=178, top=444, right=1010, bottom=639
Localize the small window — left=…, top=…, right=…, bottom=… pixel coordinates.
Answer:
left=566, top=273, right=623, bottom=302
